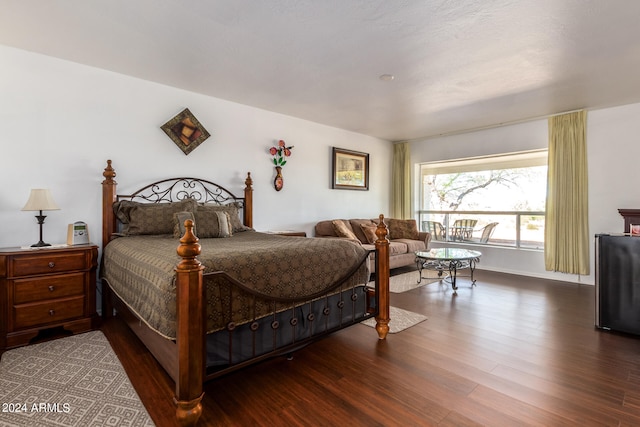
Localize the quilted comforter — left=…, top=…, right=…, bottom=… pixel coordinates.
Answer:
left=102, top=231, right=370, bottom=339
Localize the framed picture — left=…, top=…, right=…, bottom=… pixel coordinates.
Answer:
left=332, top=147, right=369, bottom=190
left=631, top=224, right=640, bottom=236
left=160, top=108, right=210, bottom=155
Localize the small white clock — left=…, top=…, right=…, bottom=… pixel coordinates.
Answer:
left=67, top=221, right=90, bottom=245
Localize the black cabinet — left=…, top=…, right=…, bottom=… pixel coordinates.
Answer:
left=595, top=234, right=640, bottom=335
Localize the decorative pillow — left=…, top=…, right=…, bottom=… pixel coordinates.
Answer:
left=349, top=219, right=375, bottom=243
left=387, top=219, right=420, bottom=240
left=114, top=198, right=198, bottom=235
left=173, top=210, right=233, bottom=238
left=197, top=203, right=250, bottom=233
left=214, top=212, right=233, bottom=237
left=360, top=223, right=378, bottom=244
left=113, top=200, right=138, bottom=230
left=198, top=210, right=233, bottom=238
left=173, top=211, right=197, bottom=238
left=332, top=220, right=358, bottom=240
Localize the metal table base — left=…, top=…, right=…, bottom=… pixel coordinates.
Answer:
left=415, top=248, right=482, bottom=294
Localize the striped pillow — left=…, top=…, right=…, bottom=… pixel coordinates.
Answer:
left=173, top=211, right=233, bottom=238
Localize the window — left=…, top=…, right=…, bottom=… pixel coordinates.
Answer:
left=418, top=150, right=547, bottom=249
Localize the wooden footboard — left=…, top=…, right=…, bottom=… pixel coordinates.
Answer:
left=101, top=160, right=390, bottom=427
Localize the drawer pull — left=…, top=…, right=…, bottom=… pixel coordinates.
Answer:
left=48, top=285, right=55, bottom=292
left=49, top=309, right=55, bottom=316
left=48, top=262, right=55, bottom=268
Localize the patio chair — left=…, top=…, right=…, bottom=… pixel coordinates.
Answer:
left=422, top=220, right=446, bottom=241
left=474, top=222, right=499, bottom=243
left=450, top=219, right=477, bottom=240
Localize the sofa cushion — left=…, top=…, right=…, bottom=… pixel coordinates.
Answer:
left=350, top=219, right=374, bottom=243
left=363, top=241, right=408, bottom=256
left=361, top=243, right=403, bottom=258
left=314, top=220, right=339, bottom=237
left=361, top=241, right=409, bottom=256
left=387, top=219, right=420, bottom=240
left=332, top=220, right=358, bottom=240
left=359, top=222, right=378, bottom=244
left=388, top=241, right=408, bottom=256
left=395, top=238, right=426, bottom=253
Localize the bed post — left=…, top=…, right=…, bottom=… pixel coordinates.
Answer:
left=243, top=172, right=253, bottom=228
left=374, top=214, right=390, bottom=339
left=174, top=220, right=205, bottom=427
left=102, top=160, right=117, bottom=319
left=102, top=160, right=117, bottom=249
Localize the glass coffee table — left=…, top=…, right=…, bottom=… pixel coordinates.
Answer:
left=415, top=248, right=482, bottom=293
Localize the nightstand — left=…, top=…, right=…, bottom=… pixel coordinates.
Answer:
left=0, top=244, right=98, bottom=350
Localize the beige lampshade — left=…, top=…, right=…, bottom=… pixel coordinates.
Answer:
left=21, top=189, right=60, bottom=211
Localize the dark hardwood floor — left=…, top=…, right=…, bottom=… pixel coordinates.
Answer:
left=101, top=268, right=640, bottom=426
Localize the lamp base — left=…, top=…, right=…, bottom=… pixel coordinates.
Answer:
left=31, top=212, right=51, bottom=248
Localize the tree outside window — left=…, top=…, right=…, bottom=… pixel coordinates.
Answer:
left=420, top=151, right=547, bottom=248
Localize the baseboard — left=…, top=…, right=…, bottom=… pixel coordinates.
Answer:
left=475, top=265, right=594, bottom=285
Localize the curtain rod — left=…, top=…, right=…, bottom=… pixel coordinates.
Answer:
left=396, top=107, right=587, bottom=143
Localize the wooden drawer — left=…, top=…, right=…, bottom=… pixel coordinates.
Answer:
left=1, top=244, right=98, bottom=349
left=10, top=252, right=87, bottom=277
left=13, top=273, right=85, bottom=304
left=14, top=296, right=85, bottom=329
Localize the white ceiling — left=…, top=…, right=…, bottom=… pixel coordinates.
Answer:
left=2, top=0, right=640, bottom=141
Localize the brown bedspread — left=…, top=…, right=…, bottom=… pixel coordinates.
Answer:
left=102, top=231, right=370, bottom=339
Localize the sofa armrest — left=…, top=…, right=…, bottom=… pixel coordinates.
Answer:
left=419, top=231, right=431, bottom=249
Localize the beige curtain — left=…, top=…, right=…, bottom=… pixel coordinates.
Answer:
left=392, top=142, right=411, bottom=219
left=545, top=110, right=589, bottom=275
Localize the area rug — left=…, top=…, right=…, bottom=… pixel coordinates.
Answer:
left=0, top=330, right=154, bottom=427
left=361, top=306, right=427, bottom=333
left=370, top=270, right=443, bottom=293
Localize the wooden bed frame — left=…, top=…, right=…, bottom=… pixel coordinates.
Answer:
left=100, top=160, right=390, bottom=426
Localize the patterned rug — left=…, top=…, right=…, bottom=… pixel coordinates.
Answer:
left=392, top=270, right=444, bottom=293
left=361, top=306, right=427, bottom=333
left=0, top=331, right=154, bottom=427
left=370, top=269, right=443, bottom=293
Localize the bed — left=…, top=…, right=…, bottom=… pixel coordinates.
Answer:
left=99, top=160, right=390, bottom=426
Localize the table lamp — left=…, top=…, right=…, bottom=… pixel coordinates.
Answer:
left=21, top=188, right=60, bottom=247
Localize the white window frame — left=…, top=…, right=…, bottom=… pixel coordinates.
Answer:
left=418, top=149, right=548, bottom=248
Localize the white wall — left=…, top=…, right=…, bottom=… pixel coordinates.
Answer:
left=4, top=44, right=639, bottom=288
left=0, top=45, right=392, bottom=251
left=411, top=105, right=640, bottom=285
left=588, top=103, right=640, bottom=240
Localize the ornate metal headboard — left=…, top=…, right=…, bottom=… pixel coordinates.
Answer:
left=117, top=177, right=245, bottom=207
left=102, top=160, right=253, bottom=247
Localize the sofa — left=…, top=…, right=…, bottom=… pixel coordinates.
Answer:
left=314, top=218, right=431, bottom=271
